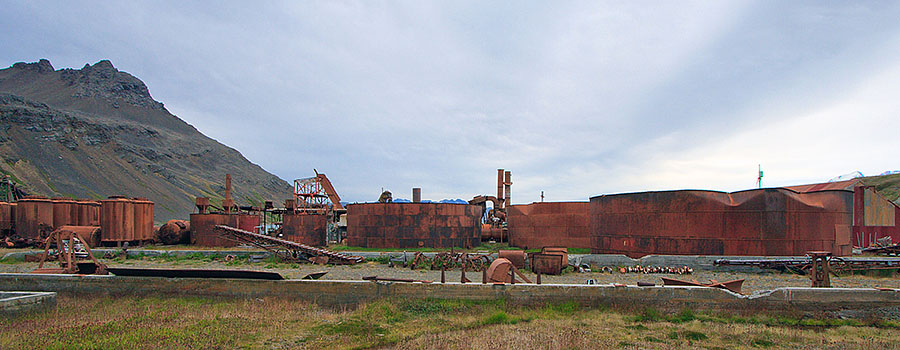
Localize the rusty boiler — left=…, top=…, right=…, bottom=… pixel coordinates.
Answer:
left=157, top=219, right=191, bottom=245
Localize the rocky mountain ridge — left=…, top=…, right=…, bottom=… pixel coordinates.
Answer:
left=0, top=59, right=293, bottom=221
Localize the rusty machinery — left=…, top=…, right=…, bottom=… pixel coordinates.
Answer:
left=32, top=226, right=107, bottom=275
left=469, top=169, right=511, bottom=242
left=292, top=170, right=345, bottom=243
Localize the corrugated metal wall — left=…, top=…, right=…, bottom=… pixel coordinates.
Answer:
left=590, top=188, right=853, bottom=258
left=281, top=213, right=326, bottom=246
left=507, top=202, right=590, bottom=249
left=853, top=186, right=900, bottom=247
left=346, top=203, right=481, bottom=249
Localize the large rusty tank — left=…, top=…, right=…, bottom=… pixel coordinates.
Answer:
left=157, top=219, right=191, bottom=245
left=132, top=198, right=155, bottom=242
left=590, top=188, right=853, bottom=258
left=507, top=201, right=590, bottom=250
left=75, top=200, right=101, bottom=227
left=190, top=213, right=260, bottom=247
left=51, top=198, right=77, bottom=228
left=14, top=197, right=54, bottom=239
left=0, top=202, right=12, bottom=234
left=346, top=202, right=481, bottom=249
left=281, top=213, right=326, bottom=246
left=100, top=197, right=135, bottom=243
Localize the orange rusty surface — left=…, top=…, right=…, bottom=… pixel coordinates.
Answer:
left=132, top=198, right=155, bottom=241
left=0, top=202, right=11, bottom=233
left=99, top=197, right=135, bottom=242
left=14, top=197, right=53, bottom=239
left=852, top=186, right=900, bottom=248
left=346, top=203, right=481, bottom=249
left=590, top=188, right=853, bottom=258
left=190, top=213, right=260, bottom=247
left=507, top=202, right=590, bottom=250
left=281, top=213, right=325, bottom=246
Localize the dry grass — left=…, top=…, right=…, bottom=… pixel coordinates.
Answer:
left=3, top=295, right=900, bottom=349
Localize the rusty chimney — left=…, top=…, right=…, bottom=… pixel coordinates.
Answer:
left=222, top=174, right=235, bottom=214
left=504, top=171, right=511, bottom=208
left=497, top=169, right=505, bottom=208
left=412, top=188, right=421, bottom=203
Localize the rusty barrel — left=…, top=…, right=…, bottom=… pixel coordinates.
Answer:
left=157, top=219, right=191, bottom=245
left=132, top=198, right=155, bottom=242
left=100, top=197, right=135, bottom=243
left=14, top=197, right=53, bottom=239
left=498, top=250, right=526, bottom=269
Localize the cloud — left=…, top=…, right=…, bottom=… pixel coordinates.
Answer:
left=2, top=1, right=900, bottom=204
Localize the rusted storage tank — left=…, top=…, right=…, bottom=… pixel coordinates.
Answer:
left=190, top=213, right=260, bottom=247
left=590, top=188, right=853, bottom=258
left=0, top=202, right=11, bottom=234
left=132, top=198, right=155, bottom=242
left=157, top=219, right=191, bottom=245
left=346, top=202, right=481, bottom=249
left=507, top=202, right=590, bottom=250
left=281, top=213, right=326, bottom=246
left=100, top=197, right=135, bottom=243
left=75, top=200, right=101, bottom=227
left=14, top=197, right=54, bottom=239
left=56, top=225, right=102, bottom=248
left=52, top=198, right=78, bottom=228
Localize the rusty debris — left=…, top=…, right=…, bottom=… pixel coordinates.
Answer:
left=363, top=276, right=432, bottom=283
left=485, top=258, right=532, bottom=283
left=662, top=277, right=744, bottom=294
left=615, top=265, right=693, bottom=274
left=215, top=225, right=364, bottom=264
left=407, top=251, right=492, bottom=271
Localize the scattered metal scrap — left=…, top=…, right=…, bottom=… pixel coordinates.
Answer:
left=363, top=276, right=432, bottom=283
left=214, top=225, right=364, bottom=264
left=715, top=254, right=900, bottom=273
left=485, top=258, right=532, bottom=283
left=614, top=265, right=693, bottom=275
left=662, top=277, right=744, bottom=294
left=861, top=242, right=900, bottom=256
left=408, top=251, right=493, bottom=272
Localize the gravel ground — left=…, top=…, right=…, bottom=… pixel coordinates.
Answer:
left=4, top=257, right=900, bottom=293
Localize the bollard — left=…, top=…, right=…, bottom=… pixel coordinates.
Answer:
left=482, top=268, right=487, bottom=284
left=441, top=267, right=445, bottom=284
left=461, top=266, right=467, bottom=284
left=509, top=267, right=515, bottom=285
left=537, top=272, right=542, bottom=285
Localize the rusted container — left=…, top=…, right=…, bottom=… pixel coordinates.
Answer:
left=590, top=188, right=853, bottom=258
left=56, top=225, right=102, bottom=248
left=132, top=198, right=155, bottom=241
left=75, top=200, right=101, bottom=227
left=346, top=202, right=481, bottom=249
left=51, top=198, right=78, bottom=228
left=530, top=253, right=566, bottom=275
left=498, top=250, right=526, bottom=269
left=852, top=186, right=900, bottom=249
left=236, top=214, right=260, bottom=234
left=282, top=213, right=326, bottom=246
left=100, top=197, right=135, bottom=243
left=190, top=213, right=260, bottom=247
left=507, top=202, right=590, bottom=249
left=157, top=219, right=191, bottom=245
left=0, top=202, right=11, bottom=234
left=14, top=197, right=54, bottom=239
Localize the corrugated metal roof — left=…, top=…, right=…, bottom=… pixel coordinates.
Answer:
left=783, top=179, right=861, bottom=193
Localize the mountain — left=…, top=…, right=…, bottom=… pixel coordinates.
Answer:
left=0, top=59, right=293, bottom=222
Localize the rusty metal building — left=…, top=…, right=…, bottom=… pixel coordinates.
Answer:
left=507, top=202, right=590, bottom=250
left=590, top=188, right=853, bottom=258
left=346, top=203, right=481, bottom=249
left=281, top=213, right=326, bottom=246
left=190, top=213, right=260, bottom=247
left=853, top=186, right=900, bottom=247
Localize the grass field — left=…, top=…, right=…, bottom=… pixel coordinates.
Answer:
left=3, top=295, right=899, bottom=349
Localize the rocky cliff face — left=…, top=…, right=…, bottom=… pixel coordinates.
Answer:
left=0, top=59, right=293, bottom=221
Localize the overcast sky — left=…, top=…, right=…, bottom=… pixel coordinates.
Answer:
left=2, top=1, right=900, bottom=203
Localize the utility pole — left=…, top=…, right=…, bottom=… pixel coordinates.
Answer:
left=757, top=164, right=764, bottom=188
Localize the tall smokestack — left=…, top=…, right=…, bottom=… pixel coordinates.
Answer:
left=504, top=171, right=511, bottom=208
left=497, top=169, right=504, bottom=207
left=223, top=174, right=235, bottom=214
left=413, top=188, right=421, bottom=203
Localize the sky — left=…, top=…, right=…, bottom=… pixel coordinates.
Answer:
left=2, top=1, right=900, bottom=204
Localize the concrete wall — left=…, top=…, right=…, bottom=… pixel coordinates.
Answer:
left=3, top=273, right=900, bottom=318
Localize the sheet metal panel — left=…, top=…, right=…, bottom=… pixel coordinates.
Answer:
left=591, top=188, right=853, bottom=258
left=282, top=213, right=326, bottom=246
left=507, top=202, right=591, bottom=249
left=15, top=197, right=53, bottom=239
left=852, top=186, right=900, bottom=247
left=346, top=203, right=480, bottom=248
